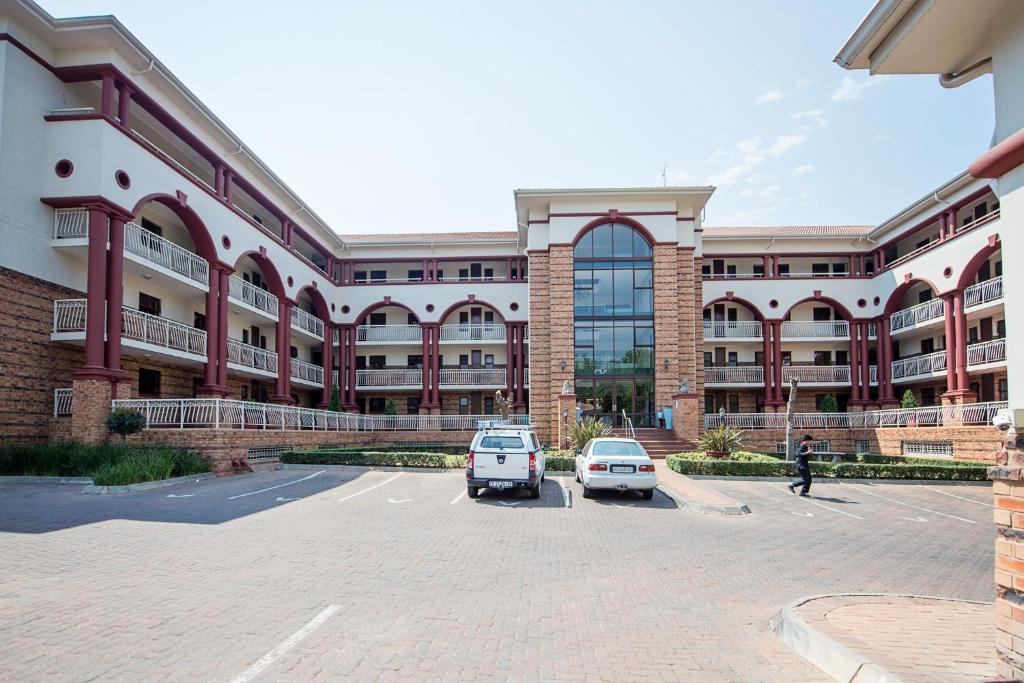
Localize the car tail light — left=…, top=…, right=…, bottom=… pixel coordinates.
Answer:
left=467, top=451, right=474, bottom=479
left=529, top=451, right=537, bottom=480
left=588, top=463, right=608, bottom=471
left=639, top=464, right=655, bottom=472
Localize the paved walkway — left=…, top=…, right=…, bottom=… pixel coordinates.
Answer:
left=782, top=594, right=995, bottom=682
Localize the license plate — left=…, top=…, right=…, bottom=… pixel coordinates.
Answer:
left=611, top=465, right=634, bottom=473
left=489, top=480, right=513, bottom=490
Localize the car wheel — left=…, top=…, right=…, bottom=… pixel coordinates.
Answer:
left=641, top=489, right=654, bottom=500
left=575, top=469, right=581, bottom=483
left=582, top=484, right=592, bottom=499
left=530, top=484, right=541, bottom=499
left=467, top=486, right=479, bottom=499
left=541, top=472, right=545, bottom=483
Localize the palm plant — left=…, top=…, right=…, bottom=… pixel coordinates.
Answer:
left=568, top=416, right=613, bottom=449
left=697, top=425, right=744, bottom=458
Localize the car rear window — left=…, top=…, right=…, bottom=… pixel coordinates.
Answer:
left=478, top=436, right=525, bottom=449
left=592, top=441, right=647, bottom=457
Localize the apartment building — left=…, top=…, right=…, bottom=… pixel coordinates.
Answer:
left=0, top=0, right=1008, bottom=454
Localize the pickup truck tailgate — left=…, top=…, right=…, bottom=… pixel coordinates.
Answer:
left=473, top=449, right=530, bottom=481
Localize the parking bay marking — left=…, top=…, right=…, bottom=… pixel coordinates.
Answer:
left=843, top=483, right=977, bottom=524
left=790, top=511, right=814, bottom=518
left=899, top=516, right=928, bottom=523
left=229, top=604, right=340, bottom=683
left=276, top=497, right=301, bottom=502
left=387, top=498, right=412, bottom=504
left=768, top=484, right=865, bottom=520
left=450, top=489, right=466, bottom=505
left=227, top=470, right=327, bottom=500
left=923, top=486, right=993, bottom=508
left=337, top=472, right=404, bottom=503
left=166, top=494, right=194, bottom=498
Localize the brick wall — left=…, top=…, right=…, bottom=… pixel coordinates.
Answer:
left=527, top=250, right=552, bottom=443
left=991, top=455, right=1024, bottom=678
left=653, top=244, right=679, bottom=411
left=675, top=249, right=702, bottom=440
left=734, top=425, right=1000, bottom=460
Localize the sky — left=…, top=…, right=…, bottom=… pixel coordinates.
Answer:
left=37, top=0, right=996, bottom=233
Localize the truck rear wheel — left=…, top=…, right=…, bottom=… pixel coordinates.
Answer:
left=530, top=484, right=541, bottom=499
left=467, top=486, right=479, bottom=498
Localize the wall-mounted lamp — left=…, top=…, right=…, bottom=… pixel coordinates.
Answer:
left=663, top=359, right=670, bottom=370
left=560, top=359, right=567, bottom=371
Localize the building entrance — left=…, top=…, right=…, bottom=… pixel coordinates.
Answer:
left=575, top=377, right=655, bottom=427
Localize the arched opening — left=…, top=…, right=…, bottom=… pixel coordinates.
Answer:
left=573, top=221, right=655, bottom=427
left=356, top=303, right=422, bottom=343
left=701, top=298, right=766, bottom=412
left=884, top=279, right=946, bottom=404
left=289, top=287, right=331, bottom=407
left=778, top=297, right=859, bottom=408
left=221, top=252, right=284, bottom=394
left=957, top=241, right=1006, bottom=403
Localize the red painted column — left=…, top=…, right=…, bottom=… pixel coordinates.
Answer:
left=198, top=268, right=221, bottom=393
left=772, top=321, right=783, bottom=403
left=80, top=207, right=109, bottom=375
left=943, top=294, right=957, bottom=392
left=859, top=321, right=870, bottom=399
left=224, top=172, right=234, bottom=205
left=105, top=214, right=126, bottom=373
left=761, top=326, right=772, bottom=403
left=953, top=291, right=970, bottom=392
left=420, top=323, right=431, bottom=407
left=100, top=74, right=115, bottom=118
left=938, top=213, right=948, bottom=241
left=849, top=322, right=861, bottom=402
left=116, top=83, right=132, bottom=128
left=421, top=260, right=429, bottom=282
left=505, top=322, right=515, bottom=398
left=320, top=323, right=333, bottom=407
left=216, top=268, right=230, bottom=390
left=274, top=301, right=293, bottom=402
left=348, top=325, right=358, bottom=407
left=877, top=249, right=886, bottom=270
left=879, top=317, right=894, bottom=401
left=215, top=165, right=225, bottom=198
left=430, top=324, right=441, bottom=408
left=948, top=208, right=958, bottom=236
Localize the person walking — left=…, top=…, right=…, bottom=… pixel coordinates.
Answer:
left=787, top=434, right=814, bottom=497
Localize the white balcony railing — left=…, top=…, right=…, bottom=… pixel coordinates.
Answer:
left=780, top=321, right=849, bottom=338
left=869, top=365, right=878, bottom=385
left=53, top=299, right=87, bottom=332
left=524, top=367, right=530, bottom=386
left=891, top=350, right=946, bottom=380
left=439, top=324, right=506, bottom=342
left=704, top=366, right=764, bottom=384
left=890, top=298, right=944, bottom=332
left=702, top=320, right=763, bottom=339
left=228, top=275, right=278, bottom=317
left=290, top=358, right=324, bottom=385
left=53, top=208, right=89, bottom=238
left=964, top=276, right=1003, bottom=309
left=440, top=368, right=507, bottom=386
left=122, top=307, right=207, bottom=357
left=781, top=365, right=851, bottom=384
left=124, top=222, right=209, bottom=286
left=704, top=401, right=1008, bottom=430
left=356, top=325, right=423, bottom=343
left=227, top=338, right=278, bottom=373
left=53, top=388, right=72, bottom=417
left=356, top=368, right=422, bottom=387
left=967, top=338, right=1006, bottom=366
left=291, top=307, right=324, bottom=339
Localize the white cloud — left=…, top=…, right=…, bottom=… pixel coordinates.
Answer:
left=831, top=76, right=888, bottom=102
left=792, top=164, right=814, bottom=175
left=755, top=89, right=784, bottom=104
left=790, top=109, right=823, bottom=120
left=739, top=184, right=781, bottom=199
left=707, top=134, right=808, bottom=186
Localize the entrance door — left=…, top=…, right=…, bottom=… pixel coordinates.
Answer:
left=616, top=382, right=633, bottom=428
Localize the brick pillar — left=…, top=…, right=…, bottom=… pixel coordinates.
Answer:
left=991, top=435, right=1024, bottom=678
left=556, top=392, right=577, bottom=451
left=273, top=301, right=293, bottom=403
left=71, top=378, right=113, bottom=444
left=653, top=244, right=680, bottom=415
left=675, top=248, right=701, bottom=439
left=319, top=323, right=333, bottom=408
left=672, top=393, right=701, bottom=441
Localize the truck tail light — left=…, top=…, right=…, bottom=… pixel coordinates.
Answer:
left=639, top=464, right=655, bottom=472
left=588, top=463, right=608, bottom=471
left=467, top=451, right=474, bottom=479
left=529, top=451, right=537, bottom=480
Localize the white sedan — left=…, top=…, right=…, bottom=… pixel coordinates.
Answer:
left=575, top=438, right=657, bottom=499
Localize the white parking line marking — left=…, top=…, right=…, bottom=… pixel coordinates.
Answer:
left=769, top=484, right=865, bottom=519
left=229, top=604, right=339, bottom=683
left=899, top=515, right=928, bottom=523
left=276, top=497, right=301, bottom=502
left=337, top=472, right=403, bottom=502
left=844, top=484, right=977, bottom=524
left=166, top=494, right=194, bottom=498
left=555, top=478, right=571, bottom=508
left=387, top=498, right=411, bottom=504
left=499, top=501, right=522, bottom=507
left=923, top=486, right=993, bottom=507
left=227, top=470, right=327, bottom=500
left=790, top=511, right=814, bottom=518
left=450, top=489, right=467, bottom=505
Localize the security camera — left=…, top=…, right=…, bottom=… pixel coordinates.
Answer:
left=994, top=408, right=1015, bottom=432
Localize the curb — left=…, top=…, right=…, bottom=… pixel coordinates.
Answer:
left=82, top=472, right=216, bottom=495
left=276, top=463, right=577, bottom=475
left=654, top=484, right=751, bottom=515
left=689, top=475, right=991, bottom=485
left=0, top=475, right=94, bottom=484
left=770, top=593, right=991, bottom=682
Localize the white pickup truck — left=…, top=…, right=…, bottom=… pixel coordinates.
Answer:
left=466, top=426, right=545, bottom=499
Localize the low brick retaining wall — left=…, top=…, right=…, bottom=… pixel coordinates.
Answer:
left=738, top=425, right=1000, bottom=461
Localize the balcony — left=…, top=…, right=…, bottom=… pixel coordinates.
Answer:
left=964, top=276, right=1003, bottom=310
left=703, top=320, right=763, bottom=339
left=356, top=325, right=422, bottom=344
left=439, top=324, right=506, bottom=343
left=883, top=210, right=1000, bottom=272
left=781, top=365, right=851, bottom=385
left=291, top=307, right=324, bottom=341
left=890, top=298, right=944, bottom=334
left=967, top=338, right=1006, bottom=367
left=226, top=338, right=278, bottom=378
left=780, top=320, right=849, bottom=339
left=228, top=275, right=279, bottom=320
left=52, top=299, right=207, bottom=364
left=356, top=368, right=422, bottom=388
left=440, top=368, right=507, bottom=387
left=704, top=366, right=764, bottom=386
left=891, top=350, right=946, bottom=382
left=290, top=357, right=324, bottom=387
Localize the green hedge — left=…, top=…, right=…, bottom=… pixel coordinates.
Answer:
left=282, top=449, right=578, bottom=472
left=313, top=444, right=468, bottom=455
left=667, top=451, right=782, bottom=463
left=0, top=442, right=208, bottom=484
left=665, top=454, right=988, bottom=480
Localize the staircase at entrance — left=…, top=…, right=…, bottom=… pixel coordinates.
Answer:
left=612, top=427, right=695, bottom=459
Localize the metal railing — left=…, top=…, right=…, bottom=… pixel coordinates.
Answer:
left=439, top=324, right=506, bottom=341
left=968, top=338, right=1006, bottom=366
left=227, top=338, right=278, bottom=373
left=131, top=130, right=217, bottom=193
left=228, top=275, right=279, bottom=317
left=891, top=350, right=946, bottom=380
left=122, top=306, right=207, bottom=356
left=356, top=325, right=422, bottom=342
left=704, top=401, right=1007, bottom=429
left=53, top=299, right=87, bottom=332
left=356, top=368, right=422, bottom=387
left=781, top=365, right=851, bottom=383
left=290, top=307, right=324, bottom=339
left=702, top=320, right=763, bottom=339
left=621, top=409, right=636, bottom=439
left=290, top=358, right=324, bottom=385
left=882, top=210, right=1000, bottom=272
left=869, top=365, right=878, bottom=385
left=964, top=276, right=1003, bottom=309
left=780, top=320, right=849, bottom=338
left=110, top=398, right=530, bottom=431
left=53, top=208, right=89, bottom=238
left=524, top=367, right=530, bottom=386
left=778, top=271, right=851, bottom=278
left=890, top=298, right=944, bottom=332
left=125, top=222, right=209, bottom=285
left=439, top=368, right=507, bottom=386
left=53, top=388, right=72, bottom=417
left=704, top=366, right=764, bottom=384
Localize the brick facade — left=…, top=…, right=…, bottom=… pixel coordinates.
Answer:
left=736, top=425, right=1000, bottom=461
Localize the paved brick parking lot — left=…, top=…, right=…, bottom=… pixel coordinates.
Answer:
left=0, top=470, right=994, bottom=681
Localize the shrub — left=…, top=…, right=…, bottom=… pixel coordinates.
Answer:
left=667, top=450, right=781, bottom=463
left=282, top=449, right=579, bottom=472
left=384, top=400, right=397, bottom=416
left=818, top=394, right=839, bottom=413
left=568, top=417, right=612, bottom=449
left=665, top=454, right=988, bottom=480
left=0, top=443, right=209, bottom=483
left=314, top=444, right=468, bottom=454
left=106, top=408, right=145, bottom=443
left=696, top=425, right=744, bottom=455
left=900, top=389, right=919, bottom=409
left=328, top=385, right=342, bottom=412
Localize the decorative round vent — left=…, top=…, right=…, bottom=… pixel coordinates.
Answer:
left=115, top=170, right=131, bottom=189
left=55, top=159, right=73, bottom=178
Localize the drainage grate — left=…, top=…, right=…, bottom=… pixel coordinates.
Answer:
left=902, top=441, right=953, bottom=458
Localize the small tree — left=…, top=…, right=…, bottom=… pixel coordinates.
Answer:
left=697, top=425, right=744, bottom=458
left=328, top=384, right=341, bottom=412
left=384, top=399, right=397, bottom=416
left=106, top=407, right=145, bottom=444
left=818, top=393, right=839, bottom=413
left=900, top=389, right=919, bottom=409
left=568, top=417, right=613, bottom=449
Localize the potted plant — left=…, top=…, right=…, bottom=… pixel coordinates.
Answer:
left=697, top=425, right=744, bottom=458
left=901, top=389, right=919, bottom=426
left=567, top=416, right=613, bottom=450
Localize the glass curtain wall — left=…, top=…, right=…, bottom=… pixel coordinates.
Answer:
left=573, top=223, right=655, bottom=427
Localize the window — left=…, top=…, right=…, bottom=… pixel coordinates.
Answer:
left=726, top=265, right=737, bottom=278
left=191, top=377, right=202, bottom=398
left=459, top=354, right=469, bottom=369
left=811, top=263, right=829, bottom=277
left=592, top=441, right=647, bottom=457
left=193, top=312, right=206, bottom=330
left=484, top=354, right=494, bottom=369
left=813, top=351, right=832, bottom=366
left=368, top=397, right=386, bottom=413
left=484, top=396, right=494, bottom=414
left=777, top=263, right=790, bottom=277
left=855, top=440, right=870, bottom=453
left=138, top=368, right=161, bottom=397
left=479, top=435, right=524, bottom=449
left=921, top=339, right=935, bottom=354
left=138, top=293, right=161, bottom=316
left=140, top=217, right=163, bottom=236
left=728, top=394, right=739, bottom=413
left=407, top=355, right=423, bottom=368
left=975, top=202, right=988, bottom=221
left=997, top=320, right=1006, bottom=338
left=782, top=352, right=792, bottom=366
left=369, top=313, right=387, bottom=326
left=407, top=269, right=423, bottom=281
left=812, top=307, right=832, bottom=321
left=471, top=263, right=482, bottom=279
left=727, top=352, right=738, bottom=366
left=459, top=268, right=469, bottom=281
left=703, top=352, right=713, bottom=367
left=1000, top=378, right=1009, bottom=401
left=752, top=264, right=764, bottom=277
left=369, top=355, right=386, bottom=369
left=704, top=394, right=715, bottom=414
left=369, top=270, right=386, bottom=283
left=290, top=346, right=298, bottom=359
left=354, top=270, right=367, bottom=282
left=459, top=397, right=470, bottom=415
left=484, top=268, right=494, bottom=280
left=832, top=262, right=847, bottom=276
left=408, top=313, right=418, bottom=325
left=702, top=264, right=711, bottom=276
left=921, top=387, right=937, bottom=406
left=407, top=397, right=421, bottom=414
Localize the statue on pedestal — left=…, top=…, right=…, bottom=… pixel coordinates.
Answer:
left=494, top=390, right=511, bottom=421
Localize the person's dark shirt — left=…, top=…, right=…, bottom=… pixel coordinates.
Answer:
left=795, top=443, right=812, bottom=468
